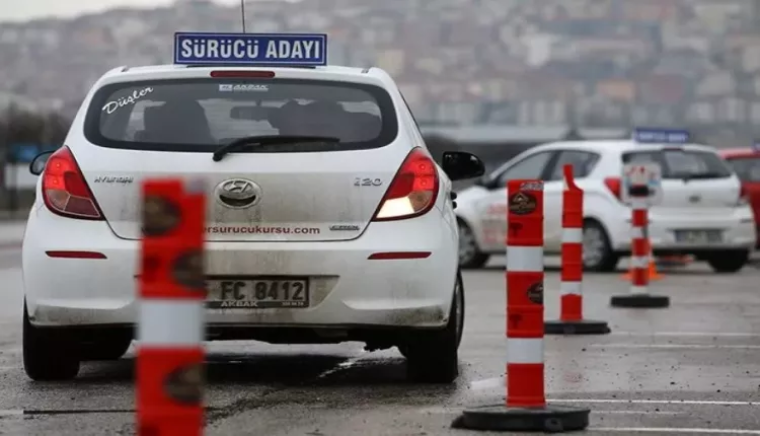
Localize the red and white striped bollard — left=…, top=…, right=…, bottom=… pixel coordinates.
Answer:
left=137, top=178, right=207, bottom=436
left=454, top=179, right=590, bottom=432
left=610, top=196, right=670, bottom=308
left=545, top=165, right=610, bottom=334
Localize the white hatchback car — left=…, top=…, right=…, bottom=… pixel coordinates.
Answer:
left=21, top=33, right=485, bottom=382
left=456, top=137, right=756, bottom=272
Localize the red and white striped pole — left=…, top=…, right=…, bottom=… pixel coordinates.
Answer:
left=455, top=179, right=589, bottom=431
left=630, top=203, right=649, bottom=294
left=137, top=178, right=206, bottom=436
left=504, top=179, right=545, bottom=408
left=545, top=165, right=610, bottom=335
left=611, top=189, right=669, bottom=308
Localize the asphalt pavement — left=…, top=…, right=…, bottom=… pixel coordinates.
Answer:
left=0, top=243, right=758, bottom=435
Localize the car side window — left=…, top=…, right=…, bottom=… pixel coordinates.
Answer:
left=496, top=151, right=553, bottom=187
left=548, top=150, right=601, bottom=181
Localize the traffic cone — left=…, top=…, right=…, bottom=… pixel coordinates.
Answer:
left=621, top=241, right=663, bottom=281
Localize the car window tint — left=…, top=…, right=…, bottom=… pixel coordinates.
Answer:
left=726, top=157, right=760, bottom=182
left=548, top=150, right=600, bottom=181
left=496, top=151, right=553, bottom=186
left=622, top=150, right=732, bottom=179
left=85, top=78, right=397, bottom=153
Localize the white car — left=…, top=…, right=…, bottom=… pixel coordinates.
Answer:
left=456, top=136, right=756, bottom=272
left=21, top=32, right=485, bottom=382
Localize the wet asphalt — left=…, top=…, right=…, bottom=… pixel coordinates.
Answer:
left=0, top=250, right=758, bottom=435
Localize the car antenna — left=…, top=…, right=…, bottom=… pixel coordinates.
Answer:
left=240, top=0, right=247, bottom=33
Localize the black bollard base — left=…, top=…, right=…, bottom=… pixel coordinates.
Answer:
left=452, top=403, right=590, bottom=433
left=610, top=294, right=669, bottom=308
left=544, top=319, right=611, bottom=335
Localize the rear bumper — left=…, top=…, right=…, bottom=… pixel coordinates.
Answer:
left=609, top=208, right=756, bottom=252
left=23, top=205, right=459, bottom=331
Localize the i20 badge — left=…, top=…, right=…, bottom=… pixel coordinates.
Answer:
left=215, top=178, right=262, bottom=209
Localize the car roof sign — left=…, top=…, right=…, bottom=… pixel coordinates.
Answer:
left=753, top=142, right=760, bottom=152
left=174, top=32, right=328, bottom=66
left=633, top=128, right=689, bottom=145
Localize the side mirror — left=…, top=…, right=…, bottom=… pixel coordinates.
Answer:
left=29, top=151, right=54, bottom=176
left=441, top=151, right=485, bottom=181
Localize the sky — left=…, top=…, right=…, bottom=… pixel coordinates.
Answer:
left=0, top=0, right=240, bottom=22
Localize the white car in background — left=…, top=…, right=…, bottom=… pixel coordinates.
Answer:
left=21, top=32, right=486, bottom=383
left=455, top=136, right=756, bottom=272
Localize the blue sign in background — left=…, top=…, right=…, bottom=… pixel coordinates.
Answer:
left=633, top=128, right=690, bottom=144
left=174, top=32, right=327, bottom=66
left=7, top=143, right=59, bottom=163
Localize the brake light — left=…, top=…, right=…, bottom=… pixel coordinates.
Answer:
left=210, top=71, right=275, bottom=78
left=41, top=146, right=104, bottom=220
left=604, top=177, right=622, bottom=201
left=372, top=148, right=439, bottom=221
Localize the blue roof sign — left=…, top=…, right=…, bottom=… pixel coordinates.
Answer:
left=174, top=32, right=327, bottom=66
left=633, top=128, right=690, bottom=144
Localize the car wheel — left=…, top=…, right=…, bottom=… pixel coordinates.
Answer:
left=457, top=220, right=489, bottom=269
left=404, top=270, right=463, bottom=384
left=79, top=333, right=133, bottom=361
left=582, top=220, right=620, bottom=272
left=23, top=301, right=80, bottom=381
left=706, top=250, right=750, bottom=273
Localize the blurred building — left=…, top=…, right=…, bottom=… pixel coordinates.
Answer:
left=1, top=0, right=760, bottom=145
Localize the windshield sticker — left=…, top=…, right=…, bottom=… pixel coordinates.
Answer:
left=219, top=84, right=269, bottom=92
left=102, top=87, right=154, bottom=115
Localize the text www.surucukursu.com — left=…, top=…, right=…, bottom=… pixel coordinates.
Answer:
left=205, top=226, right=321, bottom=235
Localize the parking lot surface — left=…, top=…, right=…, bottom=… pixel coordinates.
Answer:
left=0, top=248, right=758, bottom=435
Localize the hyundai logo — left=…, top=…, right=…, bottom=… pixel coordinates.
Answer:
left=688, top=194, right=701, bottom=203
left=215, top=178, right=261, bottom=209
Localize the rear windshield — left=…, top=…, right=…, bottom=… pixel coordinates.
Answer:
left=84, top=79, right=398, bottom=152
left=725, top=156, right=760, bottom=182
left=621, top=149, right=733, bottom=180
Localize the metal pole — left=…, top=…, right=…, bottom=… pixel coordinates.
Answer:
left=240, top=0, right=247, bottom=33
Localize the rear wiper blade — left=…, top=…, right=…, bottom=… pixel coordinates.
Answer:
left=676, top=172, right=726, bottom=182
left=212, top=135, right=340, bottom=162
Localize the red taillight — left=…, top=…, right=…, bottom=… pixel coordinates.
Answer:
left=42, top=146, right=104, bottom=220
left=371, top=148, right=439, bottom=221
left=604, top=177, right=622, bottom=201
left=210, top=70, right=275, bottom=78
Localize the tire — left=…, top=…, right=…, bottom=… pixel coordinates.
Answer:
left=457, top=219, right=489, bottom=269
left=404, top=270, right=464, bottom=384
left=582, top=220, right=620, bottom=272
left=23, top=301, right=80, bottom=381
left=79, top=333, right=133, bottom=361
left=706, top=250, right=750, bottom=273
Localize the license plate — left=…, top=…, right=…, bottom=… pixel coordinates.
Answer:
left=206, top=277, right=309, bottom=309
left=674, top=230, right=722, bottom=244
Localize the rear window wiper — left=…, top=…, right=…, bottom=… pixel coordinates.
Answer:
left=212, top=135, right=340, bottom=162
left=672, top=172, right=728, bottom=182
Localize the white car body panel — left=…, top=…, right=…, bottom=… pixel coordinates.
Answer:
left=456, top=140, right=756, bottom=257
left=23, top=64, right=459, bottom=329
